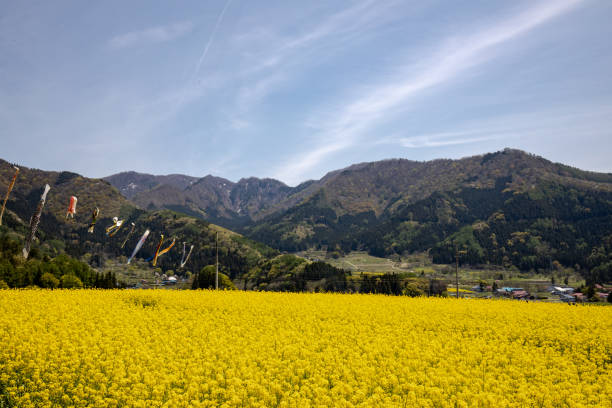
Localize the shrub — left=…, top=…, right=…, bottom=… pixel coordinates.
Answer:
left=60, top=274, right=83, bottom=289
left=403, top=283, right=424, bottom=297
left=40, top=272, right=60, bottom=289
left=192, top=266, right=236, bottom=290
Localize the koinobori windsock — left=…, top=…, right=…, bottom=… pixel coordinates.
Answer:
left=151, top=234, right=165, bottom=266
left=22, top=184, right=50, bottom=259
left=156, top=237, right=175, bottom=259
left=147, top=236, right=175, bottom=266
left=180, top=242, right=194, bottom=268
left=106, top=217, right=124, bottom=237
left=127, top=229, right=150, bottom=264
left=120, top=222, right=136, bottom=249
left=0, top=166, right=19, bottom=226
left=65, top=196, right=77, bottom=219
left=87, top=207, right=99, bottom=233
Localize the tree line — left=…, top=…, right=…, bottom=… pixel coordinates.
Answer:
left=0, top=232, right=121, bottom=289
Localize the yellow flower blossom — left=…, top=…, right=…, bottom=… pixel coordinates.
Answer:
left=0, top=290, right=610, bottom=407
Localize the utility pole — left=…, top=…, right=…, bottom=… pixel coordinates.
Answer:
left=455, top=246, right=459, bottom=299
left=455, top=246, right=466, bottom=299
left=215, top=231, right=219, bottom=290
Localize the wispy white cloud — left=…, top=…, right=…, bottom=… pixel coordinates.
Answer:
left=397, top=104, right=612, bottom=146
left=375, top=104, right=612, bottom=157
left=276, top=0, right=583, bottom=184
left=109, top=21, right=194, bottom=49
left=231, top=0, right=402, bottom=111
left=237, top=0, right=387, bottom=71
left=235, top=71, right=286, bottom=112
left=399, top=132, right=506, bottom=148
left=160, top=1, right=404, bottom=139
left=227, top=117, right=250, bottom=131
left=371, top=126, right=522, bottom=148
left=264, top=0, right=392, bottom=62
left=3, top=0, right=609, bottom=181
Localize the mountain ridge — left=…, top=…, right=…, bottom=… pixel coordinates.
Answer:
left=104, top=149, right=612, bottom=225
left=0, top=159, right=277, bottom=281
left=103, top=149, right=612, bottom=282
left=3, top=149, right=612, bottom=283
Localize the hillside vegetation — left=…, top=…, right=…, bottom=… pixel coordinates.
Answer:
left=0, top=160, right=280, bottom=288
left=5, top=149, right=612, bottom=287
left=103, top=150, right=612, bottom=283
left=245, top=151, right=612, bottom=283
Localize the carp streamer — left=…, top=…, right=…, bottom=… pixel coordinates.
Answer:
left=127, top=229, right=150, bottom=264
left=106, top=217, right=124, bottom=237
left=180, top=242, right=194, bottom=268
left=120, top=222, right=136, bottom=249
left=0, top=166, right=19, bottom=226
left=23, top=184, right=50, bottom=259
left=147, top=236, right=175, bottom=266
left=87, top=207, right=100, bottom=233
left=149, top=234, right=165, bottom=267
left=65, top=196, right=77, bottom=219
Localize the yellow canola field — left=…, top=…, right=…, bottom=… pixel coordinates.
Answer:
left=0, top=290, right=610, bottom=408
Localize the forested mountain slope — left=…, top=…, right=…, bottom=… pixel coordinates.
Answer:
left=0, top=159, right=277, bottom=287
left=244, top=150, right=612, bottom=282
left=107, top=149, right=612, bottom=224
left=104, top=149, right=612, bottom=281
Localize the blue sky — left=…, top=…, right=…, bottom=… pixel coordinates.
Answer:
left=1, top=0, right=611, bottom=185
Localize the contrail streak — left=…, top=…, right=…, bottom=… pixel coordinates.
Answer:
left=194, top=0, right=232, bottom=78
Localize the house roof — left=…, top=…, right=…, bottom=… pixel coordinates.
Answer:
left=501, top=287, right=524, bottom=292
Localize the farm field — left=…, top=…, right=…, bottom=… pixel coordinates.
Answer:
left=1, top=290, right=611, bottom=407
left=299, top=251, right=588, bottom=299
left=299, top=250, right=407, bottom=274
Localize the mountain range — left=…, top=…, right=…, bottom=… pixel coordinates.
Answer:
left=105, top=149, right=612, bottom=224
left=2, top=149, right=611, bottom=284
left=103, top=149, right=612, bottom=282
left=0, top=159, right=276, bottom=284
